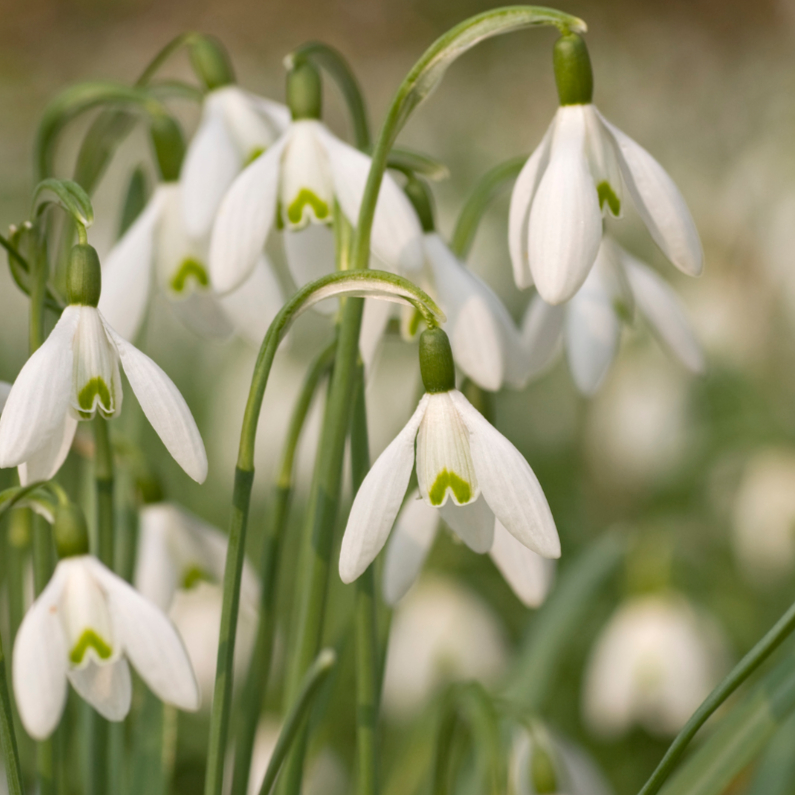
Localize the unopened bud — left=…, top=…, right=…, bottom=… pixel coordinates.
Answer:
left=189, top=35, right=235, bottom=91
left=67, top=244, right=102, bottom=307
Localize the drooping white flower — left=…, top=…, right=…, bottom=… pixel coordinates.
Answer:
left=731, top=449, right=795, bottom=584
left=382, top=488, right=555, bottom=608
left=510, top=726, right=614, bottom=795
left=100, top=182, right=284, bottom=343
left=381, top=576, right=507, bottom=721
left=13, top=554, right=199, bottom=739
left=0, top=304, right=207, bottom=483
left=522, top=236, right=704, bottom=395
left=339, top=329, right=559, bottom=584
left=181, top=86, right=290, bottom=240
left=509, top=37, right=702, bottom=305
left=583, top=593, right=728, bottom=737
left=209, top=118, right=423, bottom=294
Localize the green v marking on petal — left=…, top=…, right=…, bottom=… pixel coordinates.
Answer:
left=428, top=469, right=472, bottom=506
left=78, top=377, right=113, bottom=418
left=69, top=629, right=113, bottom=665
left=182, top=565, right=213, bottom=590
left=286, top=189, right=330, bottom=226
left=244, top=146, right=265, bottom=167
left=170, top=258, right=210, bottom=294
left=597, top=181, right=621, bottom=216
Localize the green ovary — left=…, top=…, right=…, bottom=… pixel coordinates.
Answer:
left=77, top=377, right=113, bottom=419
left=170, top=258, right=210, bottom=294
left=428, top=469, right=472, bottom=506
left=597, top=181, right=621, bottom=216
left=69, top=629, right=112, bottom=665
left=286, top=188, right=330, bottom=226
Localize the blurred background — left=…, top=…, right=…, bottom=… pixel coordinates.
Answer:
left=2, top=0, right=795, bottom=793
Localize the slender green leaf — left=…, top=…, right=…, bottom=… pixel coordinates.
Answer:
left=387, top=148, right=450, bottom=181
left=746, top=710, right=795, bottom=795
left=118, top=167, right=150, bottom=237
left=73, top=110, right=138, bottom=194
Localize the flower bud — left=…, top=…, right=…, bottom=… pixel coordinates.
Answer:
left=150, top=113, right=186, bottom=183
left=404, top=176, right=435, bottom=233
left=553, top=33, right=593, bottom=106
left=54, top=503, right=90, bottom=559
left=419, top=328, right=455, bottom=394
left=286, top=60, right=322, bottom=121
left=67, top=244, right=102, bottom=307
left=189, top=35, right=235, bottom=91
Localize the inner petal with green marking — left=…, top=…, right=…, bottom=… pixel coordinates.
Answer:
left=170, top=258, right=210, bottom=295
left=285, top=188, right=330, bottom=228
left=181, top=564, right=214, bottom=590
left=428, top=469, right=472, bottom=506
left=69, top=628, right=113, bottom=666
left=597, top=180, right=621, bottom=217
left=77, top=377, right=114, bottom=420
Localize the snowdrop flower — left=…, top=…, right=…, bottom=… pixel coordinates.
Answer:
left=583, top=593, right=728, bottom=737
left=509, top=33, right=702, bottom=304
left=0, top=244, right=207, bottom=483
left=732, top=449, right=795, bottom=584
left=13, top=554, right=199, bottom=739
left=383, top=488, right=555, bottom=608
left=339, top=327, right=559, bottom=584
left=522, top=236, right=704, bottom=394
left=210, top=61, right=423, bottom=295
left=382, top=576, right=507, bottom=720
left=510, top=726, right=613, bottom=795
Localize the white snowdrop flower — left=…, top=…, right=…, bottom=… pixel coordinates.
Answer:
left=509, top=34, right=702, bottom=305
left=732, top=449, right=795, bottom=584
left=339, top=328, right=559, bottom=584
left=383, top=488, right=555, bottom=608
left=583, top=593, right=728, bottom=738
left=510, top=726, right=614, bottom=795
left=0, top=245, right=207, bottom=483
left=12, top=554, right=199, bottom=739
left=181, top=85, right=290, bottom=240
left=100, top=182, right=284, bottom=343
left=382, top=576, right=507, bottom=721
left=209, top=62, right=423, bottom=296
left=522, top=236, right=704, bottom=395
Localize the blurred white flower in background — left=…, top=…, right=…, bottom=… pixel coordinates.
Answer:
left=510, top=726, right=613, bottom=795
left=583, top=593, right=728, bottom=737
left=381, top=576, right=507, bottom=721
left=732, top=449, right=795, bottom=584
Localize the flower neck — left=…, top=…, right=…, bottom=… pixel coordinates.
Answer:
left=553, top=33, right=594, bottom=106
left=67, top=244, right=102, bottom=307
left=419, top=328, right=455, bottom=393
left=287, top=60, right=322, bottom=121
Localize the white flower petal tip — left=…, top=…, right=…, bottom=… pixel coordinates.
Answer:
left=106, top=324, right=208, bottom=483
left=382, top=491, right=439, bottom=605
left=489, top=522, right=556, bottom=608
left=439, top=497, right=495, bottom=554
left=598, top=111, right=703, bottom=278
left=449, top=391, right=560, bottom=560
left=339, top=397, right=429, bottom=584
left=68, top=659, right=132, bottom=722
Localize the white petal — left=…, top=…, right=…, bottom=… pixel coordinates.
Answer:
left=624, top=255, right=704, bottom=373
left=489, top=521, right=555, bottom=607
left=583, top=104, right=624, bottom=217
left=220, top=255, right=285, bottom=345
left=565, top=254, right=622, bottom=396
left=516, top=296, right=565, bottom=385
left=88, top=558, right=200, bottom=711
left=133, top=505, right=181, bottom=611
left=339, top=396, right=429, bottom=584
left=72, top=307, right=123, bottom=419
left=283, top=224, right=336, bottom=301
left=528, top=106, right=602, bottom=305
left=509, top=126, right=553, bottom=289
left=18, top=414, right=78, bottom=485
left=98, top=190, right=165, bottom=341
left=209, top=133, right=288, bottom=295
left=106, top=322, right=207, bottom=483
left=67, top=658, right=132, bottom=721
left=181, top=102, right=243, bottom=239
left=450, top=390, right=560, bottom=558
left=316, top=125, right=424, bottom=273
left=0, top=306, right=79, bottom=468
left=425, top=233, right=519, bottom=392
left=382, top=490, right=439, bottom=605
left=220, top=87, right=287, bottom=159
left=416, top=392, right=479, bottom=507
left=598, top=109, right=703, bottom=277
left=13, top=564, right=69, bottom=739
left=439, top=495, right=495, bottom=553
left=240, top=91, right=291, bottom=133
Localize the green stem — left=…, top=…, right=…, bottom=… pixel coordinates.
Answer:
left=6, top=510, right=30, bottom=646
left=287, top=43, right=370, bottom=151
left=0, top=628, right=24, bottom=795
left=136, top=33, right=196, bottom=87
left=256, top=650, right=336, bottom=795
left=229, top=343, right=335, bottom=795
left=449, top=156, right=526, bottom=259
left=638, top=595, right=795, bottom=795
left=350, top=368, right=379, bottom=795
left=93, top=417, right=114, bottom=568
